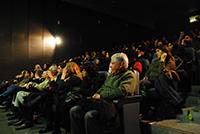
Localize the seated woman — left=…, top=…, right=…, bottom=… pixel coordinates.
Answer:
left=58, top=63, right=106, bottom=134
left=140, top=47, right=166, bottom=90
left=153, top=45, right=183, bottom=120
left=140, top=45, right=183, bottom=120
left=39, top=62, right=83, bottom=134
left=139, top=46, right=167, bottom=118
left=70, top=52, right=137, bottom=134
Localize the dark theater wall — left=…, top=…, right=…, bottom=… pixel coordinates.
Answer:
left=0, top=1, right=12, bottom=65
left=0, top=0, right=153, bottom=80
left=0, top=0, right=55, bottom=80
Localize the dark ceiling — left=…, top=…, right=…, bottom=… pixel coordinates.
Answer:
left=61, top=0, right=199, bottom=30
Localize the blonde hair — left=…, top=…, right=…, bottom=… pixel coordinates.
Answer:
left=65, top=62, right=83, bottom=80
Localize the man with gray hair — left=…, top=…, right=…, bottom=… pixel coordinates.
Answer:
left=70, top=52, right=137, bottom=134
left=108, top=52, right=129, bottom=74
left=111, top=52, right=129, bottom=69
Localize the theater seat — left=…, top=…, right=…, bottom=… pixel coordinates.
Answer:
left=105, top=95, right=142, bottom=134
left=98, top=71, right=108, bottom=80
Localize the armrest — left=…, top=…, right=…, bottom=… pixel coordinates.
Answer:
left=113, top=95, right=142, bottom=104
left=113, top=95, right=142, bottom=134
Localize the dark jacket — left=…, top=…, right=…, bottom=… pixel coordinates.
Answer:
left=146, top=58, right=163, bottom=81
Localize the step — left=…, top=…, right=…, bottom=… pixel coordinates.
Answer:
left=141, top=106, right=200, bottom=134
left=150, top=119, right=200, bottom=134
left=177, top=106, right=200, bottom=124
left=140, top=119, right=200, bottom=134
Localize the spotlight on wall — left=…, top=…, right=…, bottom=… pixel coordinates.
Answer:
left=55, top=36, right=62, bottom=45
left=46, top=36, right=62, bottom=47
left=46, top=37, right=56, bottom=47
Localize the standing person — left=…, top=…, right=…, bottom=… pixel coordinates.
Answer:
left=70, top=52, right=137, bottom=134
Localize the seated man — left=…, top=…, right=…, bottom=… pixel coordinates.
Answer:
left=70, top=52, right=137, bottom=134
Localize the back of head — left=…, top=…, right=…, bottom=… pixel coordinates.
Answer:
left=66, top=62, right=81, bottom=74
left=82, top=62, right=98, bottom=77
left=34, top=64, right=42, bottom=71
left=66, top=62, right=83, bottom=80
left=35, top=70, right=43, bottom=78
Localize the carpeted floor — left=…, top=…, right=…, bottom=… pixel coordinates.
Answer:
left=0, top=109, right=59, bottom=134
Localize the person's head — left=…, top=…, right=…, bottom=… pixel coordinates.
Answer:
left=183, top=35, right=192, bottom=44
left=42, top=71, right=49, bottom=79
left=34, top=70, right=43, bottom=78
left=82, top=63, right=98, bottom=77
left=57, top=62, right=66, bottom=74
left=34, top=64, right=42, bottom=71
left=15, top=70, right=26, bottom=79
left=65, top=62, right=81, bottom=75
left=106, top=52, right=109, bottom=58
left=110, top=53, right=129, bottom=75
left=91, top=51, right=97, bottom=58
left=43, top=63, right=51, bottom=71
left=24, top=70, right=32, bottom=78
left=155, top=45, right=173, bottom=63
left=94, top=58, right=100, bottom=65
left=155, top=45, right=171, bottom=59
left=48, top=64, right=58, bottom=77
left=168, top=43, right=173, bottom=50
left=155, top=47, right=164, bottom=59
left=101, top=50, right=106, bottom=56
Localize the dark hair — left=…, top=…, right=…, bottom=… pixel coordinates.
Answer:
left=58, top=62, right=66, bottom=69
left=82, top=63, right=98, bottom=77
left=156, top=45, right=166, bottom=53
left=43, top=63, right=51, bottom=71
left=156, top=45, right=173, bottom=63
left=35, top=70, right=43, bottom=77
